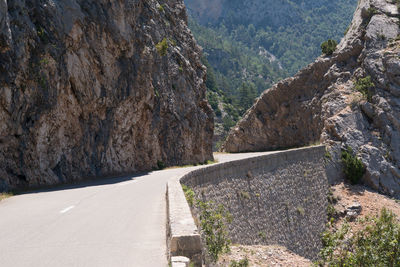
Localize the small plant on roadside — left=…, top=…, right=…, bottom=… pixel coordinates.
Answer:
left=321, top=39, right=337, bottom=56
left=0, top=192, right=13, bottom=201
left=157, top=160, right=166, bottom=170
left=197, top=199, right=232, bottom=262
left=341, top=146, right=365, bottom=184
left=230, top=257, right=249, bottom=267
left=182, top=184, right=195, bottom=207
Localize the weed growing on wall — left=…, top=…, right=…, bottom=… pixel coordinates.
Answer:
left=182, top=184, right=195, bottom=207
left=317, top=208, right=400, bottom=266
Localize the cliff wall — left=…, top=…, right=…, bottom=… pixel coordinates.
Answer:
left=0, top=0, right=213, bottom=191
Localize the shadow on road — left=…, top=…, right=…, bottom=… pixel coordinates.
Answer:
left=12, top=171, right=151, bottom=196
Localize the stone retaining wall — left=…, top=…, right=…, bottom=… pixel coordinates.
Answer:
left=167, top=146, right=328, bottom=265
left=181, top=146, right=328, bottom=260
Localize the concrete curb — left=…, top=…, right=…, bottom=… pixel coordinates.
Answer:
left=167, top=177, right=202, bottom=266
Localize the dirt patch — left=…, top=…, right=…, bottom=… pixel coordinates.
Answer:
left=218, top=245, right=312, bottom=267
left=330, top=182, right=400, bottom=230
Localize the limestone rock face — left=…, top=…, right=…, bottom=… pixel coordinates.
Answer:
left=0, top=0, right=213, bottom=191
left=223, top=0, right=400, bottom=197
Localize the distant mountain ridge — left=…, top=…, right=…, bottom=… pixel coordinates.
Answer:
left=185, top=0, right=357, bottom=148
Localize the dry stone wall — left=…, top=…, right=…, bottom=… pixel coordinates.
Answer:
left=181, top=146, right=328, bottom=260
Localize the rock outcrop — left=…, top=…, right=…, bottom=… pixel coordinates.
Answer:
left=0, top=0, right=213, bottom=191
left=223, top=0, right=400, bottom=197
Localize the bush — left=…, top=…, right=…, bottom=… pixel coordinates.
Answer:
left=317, top=208, right=400, bottom=266
left=230, top=257, right=249, bottom=267
left=321, top=39, right=338, bottom=56
left=341, top=147, right=365, bottom=185
left=181, top=184, right=232, bottom=262
left=157, top=160, right=166, bottom=170
left=197, top=200, right=232, bottom=262
left=182, top=184, right=195, bottom=207
left=355, top=76, right=374, bottom=102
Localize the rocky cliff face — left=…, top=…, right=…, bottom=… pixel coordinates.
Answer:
left=223, top=0, right=400, bottom=197
left=0, top=0, right=214, bottom=191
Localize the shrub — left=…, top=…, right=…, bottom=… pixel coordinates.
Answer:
left=366, top=7, right=378, bottom=22
left=341, top=147, right=365, bottom=185
left=181, top=184, right=232, bottom=262
left=182, top=184, right=195, bottom=207
left=197, top=200, right=232, bottom=262
left=157, top=160, right=166, bottom=170
left=230, top=257, right=249, bottom=267
left=321, top=39, right=338, bottom=56
left=317, top=208, right=400, bottom=266
left=355, top=76, right=374, bottom=101
left=155, top=37, right=168, bottom=56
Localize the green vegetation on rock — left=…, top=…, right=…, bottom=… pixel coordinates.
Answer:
left=355, top=76, right=375, bottom=101
left=321, top=39, right=338, bottom=56
left=317, top=208, right=400, bottom=266
left=341, top=147, right=365, bottom=185
left=230, top=257, right=249, bottom=267
left=155, top=37, right=168, bottom=56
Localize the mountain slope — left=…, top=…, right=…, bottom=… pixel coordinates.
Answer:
left=186, top=0, right=358, bottom=75
left=185, top=0, right=357, bottom=149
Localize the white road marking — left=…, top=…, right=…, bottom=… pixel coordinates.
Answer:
left=60, top=205, right=75, bottom=214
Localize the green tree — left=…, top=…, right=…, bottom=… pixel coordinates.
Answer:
left=321, top=39, right=338, bottom=56
left=238, top=82, right=257, bottom=114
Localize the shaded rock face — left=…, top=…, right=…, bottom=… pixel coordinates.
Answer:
left=0, top=0, right=214, bottom=191
left=224, top=0, right=400, bottom=197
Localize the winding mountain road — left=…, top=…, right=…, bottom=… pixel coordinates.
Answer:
left=0, top=151, right=273, bottom=267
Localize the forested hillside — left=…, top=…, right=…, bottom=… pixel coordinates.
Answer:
left=185, top=0, right=358, bottom=148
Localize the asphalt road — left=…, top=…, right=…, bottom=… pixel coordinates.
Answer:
left=0, top=151, right=272, bottom=267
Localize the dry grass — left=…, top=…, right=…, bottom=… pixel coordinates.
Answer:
left=165, top=159, right=219, bottom=170
left=0, top=192, right=13, bottom=202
